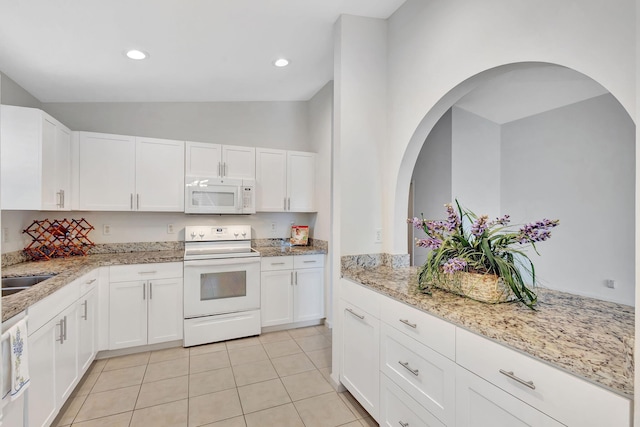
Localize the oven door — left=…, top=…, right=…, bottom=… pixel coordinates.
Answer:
left=183, top=257, right=260, bottom=318
left=185, top=184, right=241, bottom=214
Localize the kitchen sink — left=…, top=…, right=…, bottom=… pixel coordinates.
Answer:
left=1, top=274, right=56, bottom=297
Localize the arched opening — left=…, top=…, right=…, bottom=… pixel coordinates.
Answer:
left=398, top=63, right=635, bottom=305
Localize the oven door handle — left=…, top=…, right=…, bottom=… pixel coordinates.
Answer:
left=184, top=257, right=261, bottom=267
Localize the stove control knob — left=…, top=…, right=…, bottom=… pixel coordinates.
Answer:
left=234, top=233, right=239, bottom=238
left=242, top=232, right=247, bottom=238
left=190, top=232, right=196, bottom=239
left=199, top=232, right=205, bottom=239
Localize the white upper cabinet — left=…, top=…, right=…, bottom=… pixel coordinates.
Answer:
left=256, top=148, right=316, bottom=212
left=1, top=105, right=72, bottom=210
left=186, top=141, right=255, bottom=180
left=76, top=132, right=184, bottom=211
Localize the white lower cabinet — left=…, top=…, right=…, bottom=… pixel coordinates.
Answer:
left=77, top=286, right=98, bottom=375
left=455, top=366, right=564, bottom=427
left=260, top=255, right=324, bottom=327
left=55, top=302, right=79, bottom=404
left=28, top=316, right=58, bottom=427
left=380, top=374, right=446, bottom=427
left=109, top=263, right=183, bottom=350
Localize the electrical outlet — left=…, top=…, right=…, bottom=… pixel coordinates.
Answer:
left=605, top=279, right=616, bottom=289
left=167, top=224, right=175, bottom=234
left=103, top=224, right=111, bottom=235
left=375, top=228, right=383, bottom=243
left=270, top=222, right=277, bottom=233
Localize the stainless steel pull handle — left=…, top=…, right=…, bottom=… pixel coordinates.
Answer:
left=295, top=271, right=298, bottom=285
left=399, top=319, right=417, bottom=329
left=224, top=162, right=227, bottom=177
left=131, top=193, right=134, bottom=210
left=56, top=191, right=61, bottom=207
left=399, top=422, right=409, bottom=427
left=399, top=361, right=419, bottom=376
left=499, top=369, right=536, bottom=390
left=138, top=271, right=158, bottom=275
left=63, top=316, right=68, bottom=341
left=290, top=271, right=294, bottom=285
left=218, top=162, right=221, bottom=177
left=61, top=190, right=65, bottom=208
left=303, top=260, right=316, bottom=263
left=137, top=194, right=140, bottom=210
left=57, top=320, right=64, bottom=343
left=271, top=262, right=285, bottom=265
left=346, top=308, right=364, bottom=320
left=149, top=282, right=153, bottom=299
left=82, top=300, right=88, bottom=320
left=143, top=283, right=146, bottom=300
left=284, top=197, right=287, bottom=210
left=86, top=278, right=97, bottom=285
left=287, top=197, right=291, bottom=210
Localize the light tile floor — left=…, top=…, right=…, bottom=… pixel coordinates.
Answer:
left=54, top=325, right=377, bottom=427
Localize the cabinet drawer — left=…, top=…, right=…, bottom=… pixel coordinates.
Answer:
left=109, top=262, right=182, bottom=282
left=261, top=256, right=294, bottom=271
left=380, top=324, right=455, bottom=426
left=380, top=374, right=445, bottom=427
left=293, top=254, right=324, bottom=269
left=28, top=279, right=80, bottom=335
left=78, top=269, right=99, bottom=295
left=456, top=328, right=631, bottom=427
left=380, top=296, right=455, bottom=360
left=340, top=278, right=380, bottom=318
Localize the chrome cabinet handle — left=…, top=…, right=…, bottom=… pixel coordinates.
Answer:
left=399, top=319, right=417, bottom=329
left=130, top=193, right=134, bottom=210
left=287, top=198, right=291, bottom=210
left=399, top=422, right=409, bottom=427
left=499, top=369, right=536, bottom=389
left=271, top=262, right=285, bottom=265
left=82, top=300, right=88, bottom=320
left=399, top=361, right=419, bottom=376
left=224, top=162, right=227, bottom=177
left=218, top=162, right=221, bottom=177
left=143, top=283, right=146, bottom=300
left=149, top=282, right=153, bottom=299
left=284, top=197, right=287, bottom=210
left=56, top=190, right=63, bottom=208
left=138, top=271, right=157, bottom=275
left=61, top=190, right=65, bottom=208
left=86, top=278, right=97, bottom=284
left=63, top=316, right=68, bottom=341
left=303, top=260, right=317, bottom=263
left=290, top=271, right=294, bottom=285
left=295, top=271, right=298, bottom=285
left=57, top=319, right=64, bottom=343
left=137, top=194, right=140, bottom=210
left=346, top=308, right=364, bottom=320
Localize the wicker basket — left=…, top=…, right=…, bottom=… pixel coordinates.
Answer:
left=431, top=271, right=516, bottom=304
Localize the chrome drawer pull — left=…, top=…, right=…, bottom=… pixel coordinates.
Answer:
left=346, top=308, right=364, bottom=320
left=399, top=361, right=419, bottom=376
left=303, top=260, right=317, bottom=263
left=271, top=262, right=285, bottom=265
left=86, top=278, right=97, bottom=284
left=399, top=319, right=417, bottom=328
left=499, top=369, right=536, bottom=390
left=138, top=271, right=157, bottom=275
left=399, top=422, right=409, bottom=427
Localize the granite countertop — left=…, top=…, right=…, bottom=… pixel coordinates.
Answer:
left=342, top=265, right=634, bottom=398
left=2, top=250, right=184, bottom=322
left=254, top=245, right=327, bottom=257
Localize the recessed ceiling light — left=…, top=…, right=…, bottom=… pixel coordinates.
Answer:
left=126, top=49, right=148, bottom=60
left=273, top=58, right=289, bottom=67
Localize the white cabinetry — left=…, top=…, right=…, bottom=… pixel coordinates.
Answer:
left=260, top=255, right=324, bottom=327
left=339, top=278, right=381, bottom=421
left=1, top=105, right=71, bottom=210
left=27, top=270, right=99, bottom=427
left=186, top=141, right=255, bottom=179
left=109, top=262, right=183, bottom=350
left=76, top=132, right=184, bottom=211
left=255, top=148, right=316, bottom=212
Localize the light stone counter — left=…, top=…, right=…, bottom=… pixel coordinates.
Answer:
left=255, top=245, right=327, bottom=257
left=2, top=250, right=184, bottom=322
left=342, top=265, right=634, bottom=398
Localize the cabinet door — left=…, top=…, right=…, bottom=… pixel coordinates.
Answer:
left=28, top=318, right=58, bottom=427
left=186, top=141, right=222, bottom=177
left=78, top=132, right=136, bottom=211
left=287, top=151, right=316, bottom=212
left=136, top=137, right=185, bottom=211
left=222, top=145, right=255, bottom=179
left=455, top=366, right=564, bottom=427
left=109, top=281, right=147, bottom=349
left=260, top=270, right=294, bottom=327
left=380, top=374, right=445, bottom=427
left=78, top=287, right=97, bottom=374
left=56, top=303, right=79, bottom=404
left=42, top=120, right=71, bottom=211
left=147, top=278, right=184, bottom=345
left=256, top=148, right=287, bottom=211
left=340, top=300, right=380, bottom=421
left=293, top=268, right=324, bottom=322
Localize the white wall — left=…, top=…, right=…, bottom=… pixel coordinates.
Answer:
left=411, top=109, right=452, bottom=266
left=384, top=0, right=635, bottom=256
left=0, top=72, right=42, bottom=109
left=501, top=94, right=635, bottom=304
left=334, top=15, right=387, bottom=256
left=451, top=107, right=501, bottom=218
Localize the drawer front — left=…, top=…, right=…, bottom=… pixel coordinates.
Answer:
left=109, top=262, right=183, bottom=282
left=261, top=256, right=294, bottom=271
left=28, top=279, right=80, bottom=335
left=380, top=374, right=446, bottom=427
left=340, top=278, right=380, bottom=318
left=293, top=254, right=325, bottom=269
left=456, top=328, right=631, bottom=427
left=380, top=324, right=455, bottom=426
left=381, top=296, right=455, bottom=360
left=78, top=269, right=99, bottom=295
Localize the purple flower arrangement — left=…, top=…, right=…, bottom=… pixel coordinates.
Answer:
left=408, top=201, right=559, bottom=309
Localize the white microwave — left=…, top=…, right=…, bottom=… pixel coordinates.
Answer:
left=185, top=176, right=255, bottom=214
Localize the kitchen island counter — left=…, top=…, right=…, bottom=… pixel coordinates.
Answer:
left=342, top=264, right=634, bottom=398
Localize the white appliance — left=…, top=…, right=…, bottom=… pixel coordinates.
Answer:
left=185, top=176, right=255, bottom=214
left=183, top=225, right=261, bottom=347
